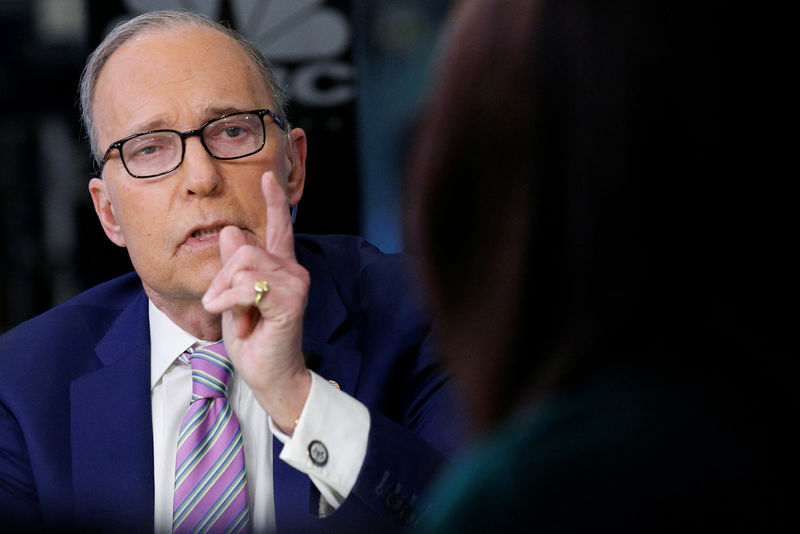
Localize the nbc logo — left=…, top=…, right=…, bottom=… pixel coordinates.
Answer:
left=114, top=0, right=355, bottom=107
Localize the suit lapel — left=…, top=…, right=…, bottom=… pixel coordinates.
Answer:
left=296, top=239, right=361, bottom=394
left=70, top=290, right=155, bottom=530
left=296, top=241, right=348, bottom=343
left=295, top=240, right=362, bottom=393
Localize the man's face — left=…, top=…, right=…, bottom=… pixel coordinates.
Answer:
left=89, top=25, right=306, bottom=306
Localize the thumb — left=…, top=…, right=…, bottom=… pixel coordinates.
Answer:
left=219, top=225, right=247, bottom=264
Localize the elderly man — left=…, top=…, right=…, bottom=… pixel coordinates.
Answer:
left=0, top=10, right=460, bottom=533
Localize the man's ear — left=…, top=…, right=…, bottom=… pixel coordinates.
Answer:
left=285, top=128, right=307, bottom=207
left=88, top=177, right=127, bottom=247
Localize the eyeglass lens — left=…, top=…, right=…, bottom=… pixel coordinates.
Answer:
left=121, top=112, right=266, bottom=177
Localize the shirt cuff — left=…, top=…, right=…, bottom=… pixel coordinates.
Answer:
left=270, top=370, right=370, bottom=509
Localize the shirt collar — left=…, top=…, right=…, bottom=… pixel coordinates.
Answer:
left=148, top=300, right=208, bottom=390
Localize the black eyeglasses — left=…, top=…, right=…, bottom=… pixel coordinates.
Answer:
left=95, top=109, right=285, bottom=179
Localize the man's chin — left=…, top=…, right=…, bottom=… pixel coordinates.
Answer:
left=141, top=273, right=219, bottom=308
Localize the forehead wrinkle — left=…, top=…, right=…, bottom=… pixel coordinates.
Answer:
left=113, top=101, right=182, bottom=140
left=201, top=104, right=250, bottom=119
left=95, top=76, right=189, bottom=142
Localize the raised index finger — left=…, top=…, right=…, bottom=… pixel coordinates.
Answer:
left=262, top=170, right=296, bottom=260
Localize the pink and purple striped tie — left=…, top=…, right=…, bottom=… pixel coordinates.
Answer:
left=173, top=343, right=250, bottom=533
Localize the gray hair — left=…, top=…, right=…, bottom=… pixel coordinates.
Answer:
left=79, top=9, right=288, bottom=165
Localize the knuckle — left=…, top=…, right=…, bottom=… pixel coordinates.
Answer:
left=294, top=265, right=311, bottom=286
left=286, top=272, right=310, bottom=296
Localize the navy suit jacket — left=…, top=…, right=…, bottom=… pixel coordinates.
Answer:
left=0, top=235, right=463, bottom=533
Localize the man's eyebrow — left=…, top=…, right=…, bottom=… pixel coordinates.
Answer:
left=203, top=106, right=245, bottom=117
left=122, top=107, right=250, bottom=138
left=124, top=117, right=173, bottom=137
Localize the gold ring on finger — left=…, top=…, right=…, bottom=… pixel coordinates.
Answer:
left=253, top=280, right=269, bottom=306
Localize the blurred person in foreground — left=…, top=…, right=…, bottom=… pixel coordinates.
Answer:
left=406, top=0, right=788, bottom=531
left=0, top=10, right=462, bottom=533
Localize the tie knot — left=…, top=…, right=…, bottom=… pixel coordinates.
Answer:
left=188, top=342, right=233, bottom=399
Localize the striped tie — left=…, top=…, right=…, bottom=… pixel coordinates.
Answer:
left=173, top=343, right=250, bottom=533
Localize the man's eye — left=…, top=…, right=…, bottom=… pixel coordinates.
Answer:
left=126, top=141, right=171, bottom=161
left=138, top=145, right=161, bottom=155
left=223, top=127, right=244, bottom=138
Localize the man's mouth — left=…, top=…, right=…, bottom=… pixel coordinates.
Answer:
left=191, top=224, right=225, bottom=239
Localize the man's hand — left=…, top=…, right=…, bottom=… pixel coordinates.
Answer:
left=202, top=171, right=311, bottom=434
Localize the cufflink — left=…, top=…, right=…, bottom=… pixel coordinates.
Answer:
left=308, top=440, right=328, bottom=466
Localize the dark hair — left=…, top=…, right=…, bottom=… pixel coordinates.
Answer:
left=407, top=0, right=784, bottom=431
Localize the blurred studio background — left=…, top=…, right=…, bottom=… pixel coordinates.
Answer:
left=0, top=0, right=452, bottom=332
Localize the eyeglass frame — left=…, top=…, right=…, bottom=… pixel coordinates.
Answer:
left=94, top=108, right=286, bottom=179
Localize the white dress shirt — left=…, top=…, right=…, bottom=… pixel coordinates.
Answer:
left=148, top=301, right=370, bottom=533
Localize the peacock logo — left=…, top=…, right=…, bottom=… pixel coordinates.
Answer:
left=115, top=0, right=355, bottom=107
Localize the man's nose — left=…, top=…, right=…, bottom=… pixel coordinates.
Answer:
left=180, top=136, right=221, bottom=196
